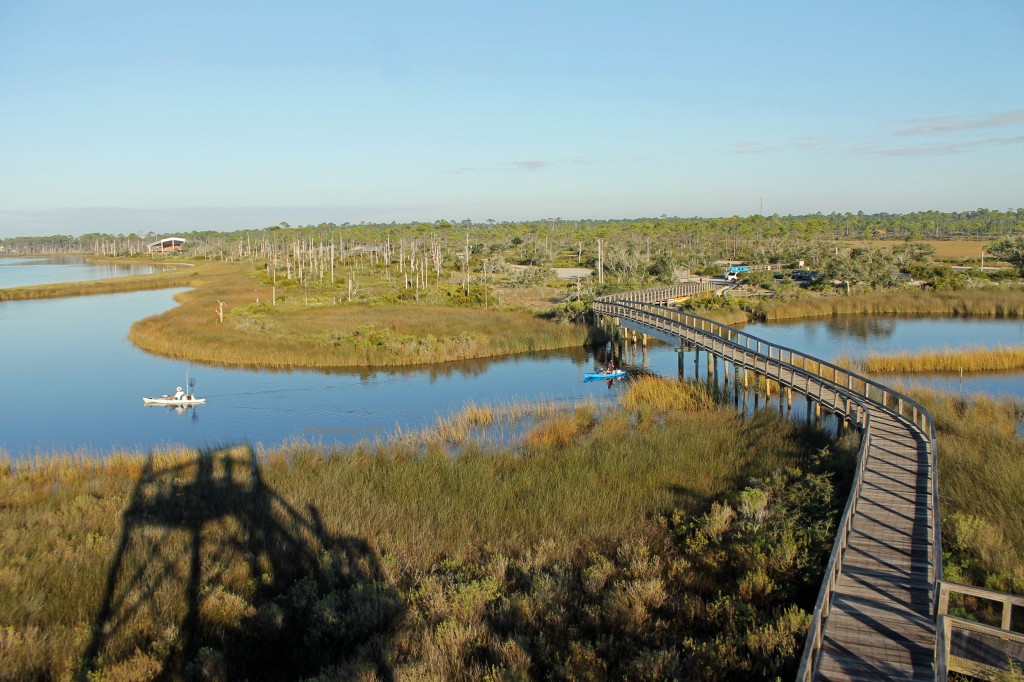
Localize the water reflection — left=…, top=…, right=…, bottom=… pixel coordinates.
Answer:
left=0, top=256, right=181, bottom=289
left=824, top=316, right=898, bottom=341
left=743, top=316, right=1024, bottom=364
left=3, top=260, right=1023, bottom=459
left=0, top=289, right=617, bottom=459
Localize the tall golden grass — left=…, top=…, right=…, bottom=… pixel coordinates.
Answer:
left=910, top=389, right=1024, bottom=594
left=619, top=375, right=717, bottom=413
left=756, top=290, right=1024, bottom=323
left=839, top=345, right=1024, bottom=374
left=697, top=307, right=751, bottom=326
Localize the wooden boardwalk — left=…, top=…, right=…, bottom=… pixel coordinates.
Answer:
left=593, top=286, right=939, bottom=681
left=814, top=409, right=935, bottom=681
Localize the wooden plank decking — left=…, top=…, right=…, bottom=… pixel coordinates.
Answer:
left=813, top=409, right=935, bottom=681
left=593, top=289, right=938, bottom=682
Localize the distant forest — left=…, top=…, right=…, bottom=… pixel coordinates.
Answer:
left=3, top=209, right=1023, bottom=271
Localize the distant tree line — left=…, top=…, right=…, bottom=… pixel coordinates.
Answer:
left=3, top=208, right=1021, bottom=257
left=3, top=210, right=1023, bottom=296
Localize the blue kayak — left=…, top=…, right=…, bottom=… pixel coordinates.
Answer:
left=583, top=370, right=627, bottom=382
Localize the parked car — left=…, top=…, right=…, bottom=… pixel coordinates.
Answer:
left=790, top=269, right=820, bottom=282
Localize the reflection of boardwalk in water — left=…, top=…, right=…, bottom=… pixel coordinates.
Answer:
left=80, top=445, right=401, bottom=680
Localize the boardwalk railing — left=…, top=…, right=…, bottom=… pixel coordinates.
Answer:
left=593, top=286, right=942, bottom=680
left=936, top=581, right=1024, bottom=679
left=596, top=280, right=715, bottom=304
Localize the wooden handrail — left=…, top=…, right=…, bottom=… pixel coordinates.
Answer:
left=938, top=580, right=1024, bottom=609
left=598, top=294, right=937, bottom=593
left=937, top=613, right=1024, bottom=680
left=593, top=290, right=941, bottom=680
left=937, top=580, right=1024, bottom=631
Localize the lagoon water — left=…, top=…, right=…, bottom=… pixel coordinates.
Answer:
left=0, top=288, right=621, bottom=459
left=0, top=256, right=177, bottom=288
left=1, top=259, right=1022, bottom=458
left=741, top=317, right=1024, bottom=399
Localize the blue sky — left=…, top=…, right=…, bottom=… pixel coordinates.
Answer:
left=0, top=1, right=1022, bottom=236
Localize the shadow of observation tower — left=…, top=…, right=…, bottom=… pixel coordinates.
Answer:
left=80, top=444, right=402, bottom=681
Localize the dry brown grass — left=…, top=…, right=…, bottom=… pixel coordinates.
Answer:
left=840, top=239, right=994, bottom=262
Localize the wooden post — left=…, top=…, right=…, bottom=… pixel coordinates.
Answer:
left=937, top=582, right=950, bottom=616
left=216, top=300, right=225, bottom=323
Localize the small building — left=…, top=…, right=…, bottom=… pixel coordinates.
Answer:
left=147, top=237, right=187, bottom=253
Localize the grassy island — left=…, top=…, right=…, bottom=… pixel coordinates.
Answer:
left=123, top=262, right=587, bottom=369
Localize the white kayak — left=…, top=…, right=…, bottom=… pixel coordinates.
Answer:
left=143, top=396, right=206, bottom=406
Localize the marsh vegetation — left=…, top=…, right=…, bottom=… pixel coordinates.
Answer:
left=7, top=210, right=1024, bottom=371
left=125, top=262, right=588, bottom=369
left=3, top=213, right=1024, bottom=678
left=0, top=265, right=197, bottom=301
left=840, top=345, right=1024, bottom=374
left=0, top=379, right=854, bottom=680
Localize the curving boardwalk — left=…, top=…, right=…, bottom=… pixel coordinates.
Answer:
left=594, top=286, right=940, bottom=681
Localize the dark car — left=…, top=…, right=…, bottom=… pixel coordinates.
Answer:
left=790, top=269, right=821, bottom=282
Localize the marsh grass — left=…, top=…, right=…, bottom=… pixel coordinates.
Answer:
left=754, top=290, right=1024, bottom=323
left=0, top=266, right=197, bottom=301
left=0, top=383, right=849, bottom=680
left=682, top=290, right=1024, bottom=329
left=127, top=261, right=585, bottom=368
left=620, top=375, right=718, bottom=414
left=838, top=345, right=1024, bottom=374
left=908, top=389, right=1024, bottom=594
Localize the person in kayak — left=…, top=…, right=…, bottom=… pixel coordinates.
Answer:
left=172, top=386, right=185, bottom=400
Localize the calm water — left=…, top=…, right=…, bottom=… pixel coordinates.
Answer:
left=0, top=256, right=179, bottom=288
left=741, top=317, right=1024, bottom=399
left=2, top=257, right=1022, bottom=458
left=637, top=316, right=1024, bottom=400
left=0, top=289, right=623, bottom=458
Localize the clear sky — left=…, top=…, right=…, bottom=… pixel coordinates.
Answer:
left=1, top=1, right=1022, bottom=236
